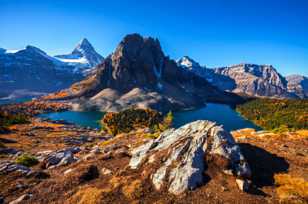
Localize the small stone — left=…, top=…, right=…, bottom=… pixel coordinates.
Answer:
left=0, top=148, right=20, bottom=155
left=90, top=146, right=101, bottom=154
left=83, top=153, right=96, bottom=161
left=64, top=168, right=74, bottom=175
left=9, top=193, right=32, bottom=204
left=100, top=152, right=112, bottom=160
left=221, top=186, right=228, bottom=192
left=101, top=167, right=112, bottom=175
left=236, top=179, right=250, bottom=192
left=114, top=147, right=130, bottom=158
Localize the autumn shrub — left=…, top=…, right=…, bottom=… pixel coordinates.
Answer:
left=236, top=99, right=308, bottom=131
left=101, top=108, right=164, bottom=135
left=0, top=112, right=29, bottom=131
left=16, top=154, right=39, bottom=167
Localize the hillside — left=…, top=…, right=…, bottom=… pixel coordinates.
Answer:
left=236, top=99, right=308, bottom=131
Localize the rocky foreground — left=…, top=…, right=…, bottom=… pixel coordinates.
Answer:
left=0, top=116, right=307, bottom=203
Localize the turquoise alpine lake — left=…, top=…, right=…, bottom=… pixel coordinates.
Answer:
left=38, top=103, right=261, bottom=131
left=0, top=97, right=33, bottom=105
left=39, top=111, right=105, bottom=129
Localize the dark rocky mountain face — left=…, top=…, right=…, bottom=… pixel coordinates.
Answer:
left=0, top=46, right=83, bottom=97
left=286, top=75, right=308, bottom=98
left=178, top=57, right=298, bottom=98
left=50, top=34, right=243, bottom=112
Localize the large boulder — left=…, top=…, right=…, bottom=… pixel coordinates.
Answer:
left=129, top=120, right=251, bottom=195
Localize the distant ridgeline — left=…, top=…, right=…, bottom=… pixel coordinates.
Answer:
left=236, top=99, right=308, bottom=131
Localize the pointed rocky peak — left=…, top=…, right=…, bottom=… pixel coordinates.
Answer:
left=109, top=33, right=166, bottom=84
left=177, top=56, right=202, bottom=70
left=55, top=38, right=103, bottom=68
left=73, top=38, right=95, bottom=54
left=112, top=33, right=164, bottom=63
left=79, top=38, right=91, bottom=46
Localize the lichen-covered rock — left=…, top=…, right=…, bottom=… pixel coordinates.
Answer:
left=39, top=147, right=81, bottom=169
left=0, top=161, right=31, bottom=175
left=129, top=120, right=251, bottom=195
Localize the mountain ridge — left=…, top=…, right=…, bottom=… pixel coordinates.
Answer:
left=0, top=39, right=103, bottom=97
left=177, top=56, right=305, bottom=98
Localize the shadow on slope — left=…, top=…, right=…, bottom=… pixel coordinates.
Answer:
left=239, top=143, right=289, bottom=188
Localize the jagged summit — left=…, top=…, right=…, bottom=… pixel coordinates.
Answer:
left=178, top=57, right=294, bottom=98
left=75, top=38, right=92, bottom=49
left=177, top=56, right=202, bottom=69
left=55, top=38, right=103, bottom=71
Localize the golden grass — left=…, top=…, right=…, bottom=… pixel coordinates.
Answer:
left=295, top=130, right=308, bottom=139
left=45, top=131, right=74, bottom=138
left=109, top=176, right=122, bottom=189
left=122, top=179, right=143, bottom=200
left=99, top=139, right=113, bottom=147
left=67, top=187, right=104, bottom=204
left=32, top=121, right=64, bottom=128
left=274, top=173, right=308, bottom=203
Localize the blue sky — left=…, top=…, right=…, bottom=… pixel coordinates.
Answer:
left=0, top=0, right=307, bottom=76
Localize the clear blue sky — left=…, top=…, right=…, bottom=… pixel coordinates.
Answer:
left=1, top=0, right=307, bottom=76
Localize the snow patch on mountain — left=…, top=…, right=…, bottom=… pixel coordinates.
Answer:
left=54, top=38, right=103, bottom=74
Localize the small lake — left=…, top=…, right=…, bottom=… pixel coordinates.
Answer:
left=39, top=103, right=261, bottom=131
left=39, top=111, right=105, bottom=129
left=173, top=103, right=261, bottom=131
left=0, top=97, right=33, bottom=105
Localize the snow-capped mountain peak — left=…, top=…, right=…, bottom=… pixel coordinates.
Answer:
left=73, top=38, right=93, bottom=53
left=54, top=38, right=103, bottom=74
left=177, top=56, right=202, bottom=70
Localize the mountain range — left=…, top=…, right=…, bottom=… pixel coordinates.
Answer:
left=0, top=38, right=103, bottom=98
left=178, top=56, right=307, bottom=99
left=1, top=34, right=307, bottom=103
left=46, top=34, right=243, bottom=112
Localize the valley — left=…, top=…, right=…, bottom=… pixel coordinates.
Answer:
left=0, top=31, right=307, bottom=204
